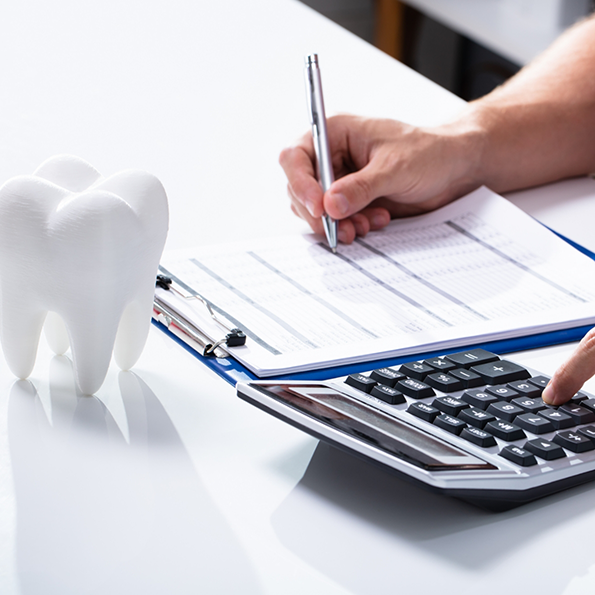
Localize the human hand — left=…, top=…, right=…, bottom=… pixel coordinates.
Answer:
left=542, top=329, right=595, bottom=405
left=279, top=114, right=482, bottom=244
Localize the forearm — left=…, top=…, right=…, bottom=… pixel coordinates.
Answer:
left=446, top=14, right=595, bottom=193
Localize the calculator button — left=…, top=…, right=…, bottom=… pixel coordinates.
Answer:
left=471, top=360, right=531, bottom=384
left=434, top=414, right=466, bottom=435
left=559, top=403, right=595, bottom=425
left=407, top=402, right=440, bottom=422
left=458, top=407, right=496, bottom=429
left=399, top=362, right=434, bottom=380
left=553, top=431, right=595, bottom=453
left=515, top=413, right=554, bottom=435
left=445, top=348, right=499, bottom=368
left=499, top=445, right=538, bottom=467
left=524, top=439, right=566, bottom=461
left=425, top=373, right=463, bottom=393
left=538, top=408, right=575, bottom=430
left=578, top=426, right=595, bottom=441
left=432, top=396, right=468, bottom=416
left=581, top=398, right=595, bottom=412
left=449, top=368, right=484, bottom=388
left=370, top=384, right=406, bottom=405
left=571, top=392, right=589, bottom=403
left=423, top=357, right=456, bottom=372
left=345, top=374, right=376, bottom=393
left=528, top=375, right=551, bottom=389
left=507, top=380, right=542, bottom=398
left=397, top=378, right=435, bottom=399
left=486, top=420, right=526, bottom=441
left=485, top=385, right=519, bottom=401
left=487, top=401, right=524, bottom=422
left=461, top=426, right=497, bottom=448
left=369, top=368, right=405, bottom=387
left=511, top=397, right=547, bottom=413
left=461, top=388, right=499, bottom=410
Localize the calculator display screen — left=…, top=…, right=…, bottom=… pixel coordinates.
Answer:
left=251, top=383, right=495, bottom=471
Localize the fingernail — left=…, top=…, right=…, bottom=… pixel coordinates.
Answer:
left=371, top=214, right=387, bottom=229
left=305, top=199, right=317, bottom=218
left=331, top=193, right=349, bottom=217
left=542, top=384, right=555, bottom=405
left=338, top=229, right=349, bottom=244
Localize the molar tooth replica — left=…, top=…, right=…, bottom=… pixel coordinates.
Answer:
left=0, top=155, right=169, bottom=394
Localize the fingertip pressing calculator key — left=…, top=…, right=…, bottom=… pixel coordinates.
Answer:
left=236, top=348, right=595, bottom=511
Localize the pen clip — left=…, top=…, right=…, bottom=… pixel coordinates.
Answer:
left=304, top=58, right=318, bottom=133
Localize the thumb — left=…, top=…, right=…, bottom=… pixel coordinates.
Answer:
left=324, top=163, right=388, bottom=220
left=542, top=328, right=595, bottom=405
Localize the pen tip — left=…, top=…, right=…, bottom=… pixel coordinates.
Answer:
left=332, top=247, right=337, bottom=254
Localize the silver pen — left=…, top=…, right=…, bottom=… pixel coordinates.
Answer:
left=304, top=54, right=338, bottom=253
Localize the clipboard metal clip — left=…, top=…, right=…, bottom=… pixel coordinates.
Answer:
left=155, top=274, right=247, bottom=356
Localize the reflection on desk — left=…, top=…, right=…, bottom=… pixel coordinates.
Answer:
left=273, top=442, right=595, bottom=595
left=8, top=357, right=260, bottom=595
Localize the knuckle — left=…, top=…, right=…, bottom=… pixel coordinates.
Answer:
left=278, top=147, right=294, bottom=168
left=580, top=327, right=595, bottom=354
left=350, top=175, right=373, bottom=205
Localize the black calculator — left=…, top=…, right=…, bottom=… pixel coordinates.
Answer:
left=236, top=349, right=595, bottom=511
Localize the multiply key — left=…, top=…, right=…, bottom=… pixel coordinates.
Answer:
left=471, top=360, right=531, bottom=384
left=424, top=357, right=456, bottom=372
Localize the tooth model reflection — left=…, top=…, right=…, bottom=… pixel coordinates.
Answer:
left=0, top=155, right=169, bottom=394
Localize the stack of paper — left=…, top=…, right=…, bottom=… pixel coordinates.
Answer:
left=157, top=187, right=595, bottom=377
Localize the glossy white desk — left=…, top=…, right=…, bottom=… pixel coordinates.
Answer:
left=1, top=1, right=595, bottom=593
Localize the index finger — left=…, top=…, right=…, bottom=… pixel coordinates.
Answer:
left=279, top=138, right=324, bottom=219
left=542, top=328, right=595, bottom=405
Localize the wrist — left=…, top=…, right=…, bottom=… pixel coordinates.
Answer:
left=431, top=107, right=491, bottom=194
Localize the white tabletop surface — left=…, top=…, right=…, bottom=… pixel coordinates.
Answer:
left=1, top=1, right=595, bottom=594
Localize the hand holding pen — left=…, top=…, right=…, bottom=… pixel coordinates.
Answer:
left=279, top=62, right=476, bottom=245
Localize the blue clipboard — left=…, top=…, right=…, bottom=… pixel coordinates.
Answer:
left=152, top=229, right=595, bottom=387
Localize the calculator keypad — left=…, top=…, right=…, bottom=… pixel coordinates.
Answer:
left=343, top=348, right=595, bottom=469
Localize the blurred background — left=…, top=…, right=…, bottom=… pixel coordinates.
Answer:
left=298, top=0, right=595, bottom=100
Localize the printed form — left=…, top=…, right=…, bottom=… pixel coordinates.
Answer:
left=157, top=187, right=595, bottom=376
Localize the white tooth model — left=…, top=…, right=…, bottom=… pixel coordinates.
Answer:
left=0, top=155, right=169, bottom=394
